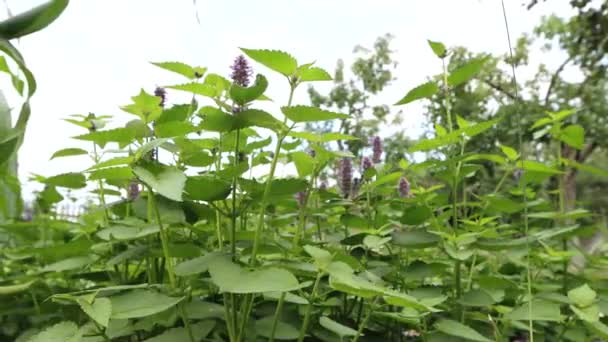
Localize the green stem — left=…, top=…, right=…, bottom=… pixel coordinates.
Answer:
left=231, top=129, right=241, bottom=260
left=250, top=84, right=296, bottom=265
left=269, top=292, right=286, bottom=342
left=442, top=58, right=453, bottom=133
left=352, top=297, right=378, bottom=342
left=148, top=186, right=176, bottom=288
left=92, top=143, right=110, bottom=225
left=178, top=302, right=196, bottom=342
left=298, top=272, right=322, bottom=342
left=216, top=134, right=224, bottom=248
left=556, top=141, right=568, bottom=294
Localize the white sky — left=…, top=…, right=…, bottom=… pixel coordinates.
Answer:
left=2, top=0, right=575, bottom=200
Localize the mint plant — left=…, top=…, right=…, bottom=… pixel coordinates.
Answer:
left=1, top=8, right=608, bottom=342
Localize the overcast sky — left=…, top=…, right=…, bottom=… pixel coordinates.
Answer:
left=2, top=0, right=574, bottom=200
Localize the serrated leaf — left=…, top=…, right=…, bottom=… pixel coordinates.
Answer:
left=506, top=299, right=562, bottom=321
left=282, top=105, right=348, bottom=123
left=88, top=166, right=132, bottom=181
left=198, top=106, right=235, bottom=132
left=288, top=131, right=358, bottom=142
left=121, top=89, right=162, bottom=123
left=291, top=151, right=315, bottom=177
left=297, top=66, right=332, bottom=82
left=154, top=121, right=199, bottom=138
left=447, top=58, right=486, bottom=87
left=184, top=175, right=231, bottom=202
left=167, top=82, right=218, bottom=98
left=43, top=172, right=86, bottom=189
left=27, top=321, right=80, bottom=342
left=517, top=160, right=562, bottom=174
left=394, top=82, right=438, bottom=105
left=240, top=48, right=297, bottom=76
left=73, top=127, right=138, bottom=148
left=435, top=319, right=491, bottom=342
left=50, top=148, right=88, bottom=160
left=151, top=61, right=206, bottom=79
left=304, top=245, right=332, bottom=270
left=234, top=109, right=286, bottom=132
left=499, top=144, right=518, bottom=160
left=110, top=290, right=183, bottom=319
left=133, top=162, right=186, bottom=201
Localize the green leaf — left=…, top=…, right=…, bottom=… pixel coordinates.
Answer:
left=571, top=304, right=599, bottom=322
left=506, top=299, right=562, bottom=322
left=392, top=229, right=439, bottom=248
left=435, top=319, right=491, bottom=342
left=154, top=121, right=199, bottom=138
left=88, top=156, right=134, bottom=170
left=184, top=300, right=225, bottom=320
left=77, top=297, right=111, bottom=327
left=447, top=58, right=486, bottom=87
left=297, top=66, right=332, bottom=82
left=0, top=132, right=18, bottom=165
left=240, top=48, right=297, bottom=76
left=0, top=0, right=69, bottom=40
left=394, top=82, right=439, bottom=105
left=50, top=148, right=88, bottom=160
left=198, top=106, right=235, bottom=132
left=291, top=151, right=315, bottom=177
left=110, top=290, right=183, bottom=319
left=143, top=321, right=215, bottom=342
left=234, top=109, right=286, bottom=132
left=151, top=61, right=206, bottom=79
left=184, top=175, right=231, bottom=202
left=96, top=225, right=159, bottom=241
left=167, top=82, right=218, bottom=98
left=288, top=131, right=358, bottom=142
left=42, top=256, right=95, bottom=272
left=27, top=321, right=80, bottom=342
left=174, top=252, right=221, bottom=276
left=43, top=172, right=86, bottom=189
left=88, top=166, right=132, bottom=181
left=319, top=316, right=358, bottom=338
left=121, top=89, right=162, bottom=123
left=207, top=255, right=301, bottom=293
left=459, top=289, right=496, bottom=307
left=568, top=284, right=596, bottom=308
left=562, top=159, right=608, bottom=177
left=559, top=124, right=585, bottom=150
left=256, top=316, right=299, bottom=340
left=327, top=262, right=383, bottom=298
left=499, top=144, right=518, bottom=161
left=229, top=74, right=268, bottom=105
left=304, top=245, right=333, bottom=270
left=427, top=40, right=447, bottom=58
left=517, top=160, right=563, bottom=174
left=133, top=162, right=186, bottom=201
left=281, top=105, right=348, bottom=123
left=0, top=280, right=35, bottom=295
left=73, top=127, right=138, bottom=148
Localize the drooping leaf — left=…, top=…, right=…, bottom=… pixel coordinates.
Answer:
left=50, top=148, right=88, bottom=160
left=229, top=74, right=268, bottom=105
left=73, top=127, right=138, bottom=148
left=184, top=175, right=231, bottom=202
left=0, top=280, right=35, bottom=295
left=392, top=229, right=439, bottom=248
left=234, top=109, right=286, bottom=132
left=207, top=255, right=301, bottom=293
left=297, top=65, right=332, bottom=82
left=151, top=61, right=206, bottom=79
left=133, top=162, right=186, bottom=201
left=256, top=316, right=299, bottom=340
left=42, top=256, right=96, bottom=272
left=281, top=105, right=348, bottom=123
left=240, top=48, right=297, bottom=76
left=394, top=82, right=438, bottom=105
left=517, top=160, right=562, bottom=174
left=506, top=300, right=562, bottom=322
left=291, top=151, right=315, bottom=177
left=110, top=290, right=183, bottom=319
left=96, top=225, right=159, bottom=241
left=0, top=0, right=69, bottom=40
left=88, top=166, right=132, bottom=181
left=319, top=316, right=358, bottom=338
left=434, top=319, right=491, bottom=342
left=154, top=121, right=199, bottom=138
left=142, top=321, right=215, bottom=342
left=198, top=106, right=235, bottom=132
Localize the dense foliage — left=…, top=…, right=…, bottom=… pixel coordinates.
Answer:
left=2, top=1, right=608, bottom=342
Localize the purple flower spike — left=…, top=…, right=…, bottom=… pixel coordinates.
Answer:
left=361, top=156, right=373, bottom=172
left=398, top=176, right=411, bottom=198
left=308, top=149, right=316, bottom=158
left=295, top=191, right=306, bottom=208
left=154, top=87, right=167, bottom=108
left=371, top=136, right=383, bottom=164
left=127, top=181, right=140, bottom=201
left=230, top=55, right=253, bottom=87
left=338, top=158, right=353, bottom=197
